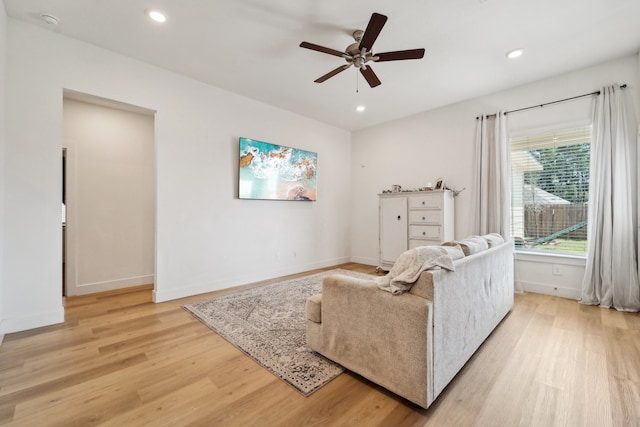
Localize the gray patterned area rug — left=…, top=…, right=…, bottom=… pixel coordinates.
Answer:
left=183, top=269, right=374, bottom=396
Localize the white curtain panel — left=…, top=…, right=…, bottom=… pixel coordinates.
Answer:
left=581, top=85, right=640, bottom=312
left=472, top=113, right=511, bottom=241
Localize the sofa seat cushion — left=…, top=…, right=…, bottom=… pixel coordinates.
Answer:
left=306, top=294, right=323, bottom=323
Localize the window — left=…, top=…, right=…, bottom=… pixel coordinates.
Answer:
left=511, top=125, right=591, bottom=255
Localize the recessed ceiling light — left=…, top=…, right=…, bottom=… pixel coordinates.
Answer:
left=356, top=105, right=366, bottom=112
left=506, top=48, right=524, bottom=59
left=146, top=9, right=167, bottom=23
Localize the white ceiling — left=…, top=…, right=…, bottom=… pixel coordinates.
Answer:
left=4, top=0, right=640, bottom=131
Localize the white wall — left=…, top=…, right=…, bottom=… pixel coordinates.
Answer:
left=0, top=5, right=7, bottom=342
left=4, top=19, right=638, bottom=334
left=351, top=54, right=639, bottom=299
left=3, top=19, right=352, bottom=332
left=63, top=98, right=155, bottom=296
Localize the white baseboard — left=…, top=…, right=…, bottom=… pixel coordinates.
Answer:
left=73, top=274, right=155, bottom=296
left=3, top=308, right=65, bottom=334
left=0, top=319, right=5, bottom=346
left=153, top=257, right=351, bottom=303
left=517, top=280, right=581, bottom=300
left=349, top=256, right=378, bottom=267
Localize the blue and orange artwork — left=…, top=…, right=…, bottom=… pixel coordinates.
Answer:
left=239, top=137, right=317, bottom=201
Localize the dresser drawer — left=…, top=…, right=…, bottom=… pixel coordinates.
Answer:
left=409, top=225, right=441, bottom=239
left=408, top=194, right=443, bottom=210
left=409, top=210, right=441, bottom=224
left=409, top=239, right=440, bottom=249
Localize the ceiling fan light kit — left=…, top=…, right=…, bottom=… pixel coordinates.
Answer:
left=300, top=12, right=425, bottom=88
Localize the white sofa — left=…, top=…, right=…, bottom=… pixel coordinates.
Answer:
left=306, top=238, right=514, bottom=408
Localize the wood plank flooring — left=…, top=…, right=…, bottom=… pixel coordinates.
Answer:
left=1, top=263, right=639, bottom=426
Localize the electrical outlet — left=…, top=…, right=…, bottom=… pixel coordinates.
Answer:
left=552, top=264, right=562, bottom=276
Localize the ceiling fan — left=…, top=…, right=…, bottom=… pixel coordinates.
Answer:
left=299, top=12, right=425, bottom=88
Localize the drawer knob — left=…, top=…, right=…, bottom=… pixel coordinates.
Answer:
left=422, top=231, right=426, bottom=236
left=397, top=215, right=401, bottom=220
left=422, top=201, right=425, bottom=205
left=422, top=216, right=426, bottom=220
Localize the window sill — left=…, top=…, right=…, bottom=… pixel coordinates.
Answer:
left=514, top=250, right=586, bottom=266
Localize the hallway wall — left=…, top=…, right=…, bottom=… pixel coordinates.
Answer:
left=63, top=97, right=155, bottom=296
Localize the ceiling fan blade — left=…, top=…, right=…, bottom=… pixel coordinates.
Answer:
left=358, top=13, right=387, bottom=52
left=375, top=48, right=426, bottom=62
left=300, top=41, right=345, bottom=58
left=360, top=66, right=381, bottom=88
left=314, top=64, right=351, bottom=83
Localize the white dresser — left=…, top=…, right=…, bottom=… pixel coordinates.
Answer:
left=378, top=190, right=455, bottom=270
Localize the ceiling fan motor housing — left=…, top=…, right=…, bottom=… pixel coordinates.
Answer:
left=345, top=42, right=361, bottom=57
left=299, top=12, right=425, bottom=87
left=346, top=31, right=374, bottom=69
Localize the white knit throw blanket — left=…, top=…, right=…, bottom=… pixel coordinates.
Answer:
left=375, top=246, right=455, bottom=294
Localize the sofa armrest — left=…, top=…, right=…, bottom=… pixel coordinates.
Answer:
left=310, top=274, right=433, bottom=408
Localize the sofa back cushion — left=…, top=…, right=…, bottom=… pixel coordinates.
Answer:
left=408, top=244, right=464, bottom=299
left=482, top=233, right=505, bottom=247
left=442, top=236, right=488, bottom=256
left=440, top=243, right=466, bottom=260
left=410, top=236, right=506, bottom=299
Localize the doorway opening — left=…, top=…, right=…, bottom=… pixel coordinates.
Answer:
left=63, top=91, right=156, bottom=297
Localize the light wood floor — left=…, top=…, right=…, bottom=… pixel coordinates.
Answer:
left=1, top=263, right=639, bottom=426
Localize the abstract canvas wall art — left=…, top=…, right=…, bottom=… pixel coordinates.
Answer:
left=239, top=137, right=317, bottom=201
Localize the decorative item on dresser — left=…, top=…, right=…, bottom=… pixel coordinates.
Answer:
left=378, top=190, right=455, bottom=271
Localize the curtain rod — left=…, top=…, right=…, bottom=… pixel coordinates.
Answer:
left=477, top=83, right=627, bottom=119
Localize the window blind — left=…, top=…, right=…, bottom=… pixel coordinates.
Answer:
left=511, top=126, right=591, bottom=254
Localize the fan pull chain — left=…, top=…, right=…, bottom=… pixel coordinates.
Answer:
left=356, top=70, right=359, bottom=93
